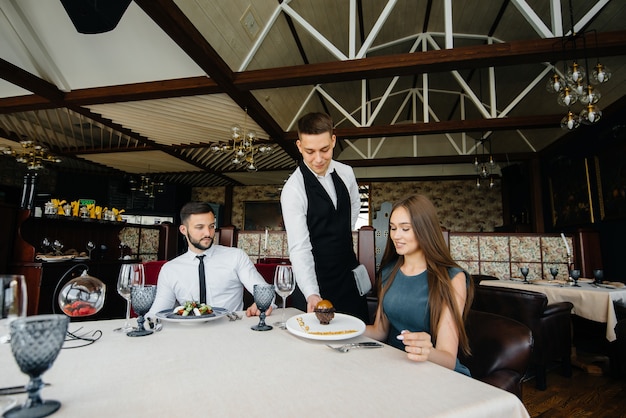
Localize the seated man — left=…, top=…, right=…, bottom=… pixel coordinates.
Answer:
left=147, top=201, right=272, bottom=318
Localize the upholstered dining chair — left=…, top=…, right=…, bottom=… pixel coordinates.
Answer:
left=459, top=310, right=533, bottom=399
left=471, top=285, right=573, bottom=390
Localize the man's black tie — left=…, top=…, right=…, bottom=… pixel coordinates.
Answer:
left=196, top=255, right=206, bottom=304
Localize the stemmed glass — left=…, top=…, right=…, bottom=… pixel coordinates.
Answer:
left=115, top=264, right=145, bottom=332
left=127, top=285, right=157, bottom=337
left=273, top=265, right=295, bottom=329
left=51, top=240, right=63, bottom=256
left=251, top=284, right=274, bottom=331
left=520, top=267, right=530, bottom=283
left=592, top=269, right=604, bottom=285
left=549, top=267, right=559, bottom=281
left=1, top=275, right=28, bottom=344
left=570, top=268, right=581, bottom=287
left=86, top=241, right=95, bottom=260
left=4, top=314, right=69, bottom=418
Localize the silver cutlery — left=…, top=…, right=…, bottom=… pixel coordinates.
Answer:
left=326, top=342, right=383, bottom=353
left=0, top=383, right=50, bottom=396
left=226, top=312, right=242, bottom=321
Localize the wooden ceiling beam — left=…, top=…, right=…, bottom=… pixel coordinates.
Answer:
left=283, top=114, right=562, bottom=141
left=233, top=30, right=626, bottom=90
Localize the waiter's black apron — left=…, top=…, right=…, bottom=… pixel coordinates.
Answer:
left=291, top=161, right=368, bottom=323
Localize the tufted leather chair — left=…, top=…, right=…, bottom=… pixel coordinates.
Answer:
left=471, top=285, right=573, bottom=390
left=459, top=310, right=533, bottom=399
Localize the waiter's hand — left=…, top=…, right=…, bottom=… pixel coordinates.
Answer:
left=246, top=303, right=273, bottom=317
left=306, top=294, right=322, bottom=313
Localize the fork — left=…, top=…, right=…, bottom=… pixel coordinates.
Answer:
left=227, top=312, right=242, bottom=321
left=326, top=342, right=383, bottom=353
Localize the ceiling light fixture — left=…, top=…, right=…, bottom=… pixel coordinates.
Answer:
left=1, top=140, right=61, bottom=170
left=210, top=107, right=273, bottom=172
left=129, top=175, right=164, bottom=198
left=473, top=136, right=496, bottom=189
left=546, top=0, right=609, bottom=130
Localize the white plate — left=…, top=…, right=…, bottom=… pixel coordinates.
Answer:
left=155, top=307, right=229, bottom=323
left=36, top=255, right=75, bottom=262
left=1, top=398, right=17, bottom=414
left=73, top=256, right=91, bottom=261
left=285, top=312, right=365, bottom=341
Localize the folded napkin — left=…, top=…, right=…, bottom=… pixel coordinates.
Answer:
left=602, top=281, right=625, bottom=289
left=531, top=279, right=567, bottom=286
left=577, top=277, right=593, bottom=283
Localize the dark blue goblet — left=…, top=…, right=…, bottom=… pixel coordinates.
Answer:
left=570, top=269, right=581, bottom=287
left=127, top=285, right=157, bottom=337
left=5, top=314, right=69, bottom=418
left=520, top=267, right=530, bottom=283
left=251, top=284, right=274, bottom=331
left=592, top=269, right=604, bottom=285
left=549, top=267, right=559, bottom=281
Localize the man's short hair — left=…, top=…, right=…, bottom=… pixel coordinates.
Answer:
left=179, top=201, right=215, bottom=225
left=297, top=112, right=334, bottom=136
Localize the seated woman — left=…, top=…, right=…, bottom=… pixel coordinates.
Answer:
left=365, top=194, right=474, bottom=375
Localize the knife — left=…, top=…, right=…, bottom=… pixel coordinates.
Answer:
left=0, top=383, right=50, bottom=396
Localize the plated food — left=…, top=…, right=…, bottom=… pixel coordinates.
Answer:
left=314, top=299, right=335, bottom=324
left=172, top=301, right=213, bottom=316
left=155, top=305, right=229, bottom=323
left=285, top=312, right=365, bottom=341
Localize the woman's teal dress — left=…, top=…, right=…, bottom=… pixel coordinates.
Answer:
left=381, top=265, right=471, bottom=376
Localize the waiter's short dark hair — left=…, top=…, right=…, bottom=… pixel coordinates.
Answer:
left=297, top=112, right=334, bottom=136
left=180, top=201, right=214, bottom=225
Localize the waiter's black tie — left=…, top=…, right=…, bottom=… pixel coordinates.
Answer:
left=196, top=255, right=206, bottom=304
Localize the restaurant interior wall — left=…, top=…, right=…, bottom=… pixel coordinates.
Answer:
left=539, top=107, right=626, bottom=282
left=192, top=178, right=504, bottom=233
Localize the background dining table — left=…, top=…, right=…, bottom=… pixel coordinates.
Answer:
left=480, top=279, right=626, bottom=341
left=1, top=308, right=529, bottom=417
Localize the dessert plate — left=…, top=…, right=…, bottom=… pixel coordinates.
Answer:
left=286, top=312, right=365, bottom=341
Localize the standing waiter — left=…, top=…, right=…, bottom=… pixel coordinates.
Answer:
left=280, top=112, right=369, bottom=323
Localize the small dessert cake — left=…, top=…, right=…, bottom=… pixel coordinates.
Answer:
left=314, top=299, right=335, bottom=325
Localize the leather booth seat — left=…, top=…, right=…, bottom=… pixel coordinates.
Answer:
left=472, top=285, right=573, bottom=390
left=459, top=310, right=533, bottom=399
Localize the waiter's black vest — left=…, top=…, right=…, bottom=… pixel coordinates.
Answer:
left=298, top=160, right=368, bottom=322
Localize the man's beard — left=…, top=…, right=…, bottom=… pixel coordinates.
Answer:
left=187, top=234, right=213, bottom=251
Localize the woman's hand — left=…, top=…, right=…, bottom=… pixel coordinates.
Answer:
left=397, top=330, right=433, bottom=362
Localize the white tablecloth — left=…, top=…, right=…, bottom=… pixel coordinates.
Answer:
left=0, top=309, right=529, bottom=418
left=480, top=280, right=626, bottom=341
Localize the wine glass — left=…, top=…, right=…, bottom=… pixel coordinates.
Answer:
left=520, top=267, right=530, bottom=283
left=273, top=265, right=295, bottom=329
left=51, top=240, right=63, bottom=256
left=4, top=314, right=69, bottom=418
left=251, top=284, right=274, bottom=331
left=115, top=264, right=145, bottom=332
left=592, top=269, right=604, bottom=285
left=1, top=275, right=28, bottom=344
left=549, top=267, right=559, bottom=281
left=86, top=241, right=95, bottom=260
left=570, top=268, right=581, bottom=287
left=127, top=285, right=157, bottom=337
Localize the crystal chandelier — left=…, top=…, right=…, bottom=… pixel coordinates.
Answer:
left=1, top=140, right=61, bottom=170
left=209, top=107, right=273, bottom=172
left=546, top=2, right=610, bottom=130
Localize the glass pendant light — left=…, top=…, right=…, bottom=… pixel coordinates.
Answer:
left=591, top=62, right=611, bottom=84
left=560, top=110, right=580, bottom=130
left=580, top=103, right=602, bottom=124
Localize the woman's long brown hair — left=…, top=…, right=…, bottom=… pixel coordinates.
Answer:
left=376, top=194, right=473, bottom=356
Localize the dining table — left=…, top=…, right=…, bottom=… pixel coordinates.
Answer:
left=1, top=308, right=529, bottom=418
left=479, top=279, right=626, bottom=342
